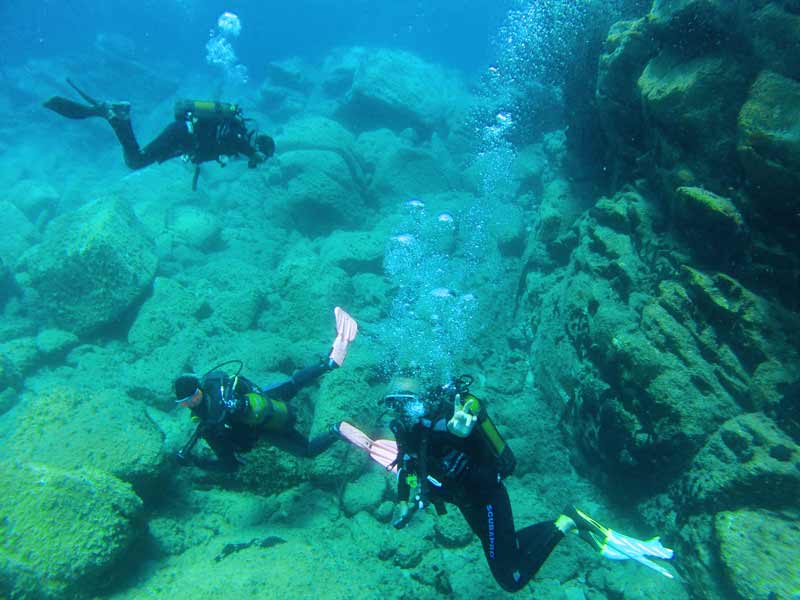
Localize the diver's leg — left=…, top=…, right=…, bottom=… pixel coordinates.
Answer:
left=514, top=521, right=566, bottom=584
left=137, top=121, right=194, bottom=165
left=109, top=117, right=191, bottom=170
left=458, top=482, right=527, bottom=592
left=265, top=427, right=337, bottom=458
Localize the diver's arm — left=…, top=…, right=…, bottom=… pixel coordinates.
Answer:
left=182, top=430, right=242, bottom=472
left=393, top=468, right=414, bottom=529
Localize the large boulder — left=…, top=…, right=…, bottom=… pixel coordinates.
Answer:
left=332, top=48, right=465, bottom=138
left=748, top=2, right=800, bottom=81
left=0, top=461, right=143, bottom=600
left=2, top=178, right=59, bottom=224
left=638, top=52, right=750, bottom=165
left=737, top=70, right=800, bottom=214
left=16, top=197, right=158, bottom=336
left=715, top=509, right=800, bottom=600
left=0, top=200, right=36, bottom=266
left=2, top=383, right=165, bottom=499
left=275, top=149, right=367, bottom=236
left=355, top=129, right=462, bottom=207
left=596, top=18, right=653, bottom=161
left=675, top=412, right=800, bottom=513
left=648, top=0, right=745, bottom=47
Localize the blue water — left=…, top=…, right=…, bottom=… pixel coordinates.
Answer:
left=3, top=0, right=515, bottom=74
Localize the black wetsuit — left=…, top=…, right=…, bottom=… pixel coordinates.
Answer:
left=394, top=415, right=564, bottom=592
left=180, top=362, right=337, bottom=471
left=109, top=112, right=264, bottom=170
left=43, top=87, right=274, bottom=183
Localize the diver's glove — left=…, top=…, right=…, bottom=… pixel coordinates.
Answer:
left=558, top=506, right=675, bottom=579
left=392, top=501, right=414, bottom=529
left=446, top=393, right=478, bottom=437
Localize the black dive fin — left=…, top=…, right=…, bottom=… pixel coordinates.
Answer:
left=43, top=96, right=105, bottom=120
left=66, top=78, right=102, bottom=106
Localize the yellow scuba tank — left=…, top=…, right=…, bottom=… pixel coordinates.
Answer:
left=461, top=392, right=516, bottom=478
left=240, top=392, right=290, bottom=431
left=174, top=100, right=240, bottom=122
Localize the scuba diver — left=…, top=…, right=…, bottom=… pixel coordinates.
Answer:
left=174, top=307, right=358, bottom=471
left=344, top=372, right=674, bottom=592
left=43, top=78, right=275, bottom=190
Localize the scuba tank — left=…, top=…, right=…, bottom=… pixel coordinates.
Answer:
left=446, top=376, right=517, bottom=478
left=174, top=100, right=241, bottom=123
left=240, top=392, right=290, bottom=430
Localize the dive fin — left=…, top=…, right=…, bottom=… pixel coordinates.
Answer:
left=43, top=96, right=105, bottom=119
left=328, top=306, right=358, bottom=367
left=338, top=421, right=398, bottom=472
left=566, top=507, right=676, bottom=579
left=66, top=78, right=102, bottom=106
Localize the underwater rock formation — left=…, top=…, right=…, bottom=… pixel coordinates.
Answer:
left=16, top=197, right=158, bottom=336
left=2, top=384, right=164, bottom=499
left=330, top=47, right=467, bottom=138
left=0, top=461, right=143, bottom=599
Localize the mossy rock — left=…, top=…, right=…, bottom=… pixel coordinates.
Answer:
left=715, top=509, right=800, bottom=600
left=678, top=412, right=800, bottom=512
left=737, top=69, right=800, bottom=213
left=675, top=186, right=744, bottom=233
left=638, top=52, right=748, bottom=163
left=0, top=461, right=143, bottom=599
left=648, top=0, right=742, bottom=46
left=3, top=384, right=165, bottom=499
left=748, top=3, right=800, bottom=81
left=16, top=197, right=157, bottom=336
left=673, top=186, right=747, bottom=260
left=596, top=18, right=653, bottom=158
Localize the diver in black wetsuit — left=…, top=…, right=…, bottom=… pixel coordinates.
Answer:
left=43, top=79, right=275, bottom=189
left=175, top=307, right=359, bottom=471
left=382, top=373, right=676, bottom=591
left=174, top=360, right=338, bottom=470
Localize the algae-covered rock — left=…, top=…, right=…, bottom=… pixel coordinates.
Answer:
left=715, top=509, right=800, bottom=600
left=0, top=336, right=38, bottom=376
left=341, top=468, right=390, bottom=517
left=596, top=18, right=653, bottom=160
left=334, top=48, right=464, bottom=137
left=0, top=353, right=21, bottom=415
left=128, top=276, right=206, bottom=353
left=648, top=0, right=742, bottom=44
left=638, top=52, right=749, bottom=163
left=3, top=177, right=59, bottom=222
left=682, top=266, right=800, bottom=376
left=748, top=2, right=800, bottom=81
left=276, top=149, right=367, bottom=236
left=35, top=328, right=80, bottom=360
left=678, top=412, right=800, bottom=512
left=673, top=186, right=747, bottom=261
left=165, top=204, right=221, bottom=250
left=674, top=186, right=744, bottom=235
left=317, top=229, right=386, bottom=276
left=4, top=384, right=165, bottom=498
left=0, top=200, right=36, bottom=266
left=737, top=70, right=800, bottom=212
left=0, top=461, right=143, bottom=600
left=17, top=197, right=158, bottom=336
left=355, top=128, right=461, bottom=207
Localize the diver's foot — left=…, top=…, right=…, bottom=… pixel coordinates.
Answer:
left=105, top=101, right=131, bottom=122
left=559, top=506, right=608, bottom=551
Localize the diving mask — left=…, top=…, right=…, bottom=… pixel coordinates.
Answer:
left=177, top=388, right=203, bottom=408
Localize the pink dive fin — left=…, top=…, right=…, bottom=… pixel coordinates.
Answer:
left=329, top=307, right=358, bottom=367
left=338, top=421, right=398, bottom=472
